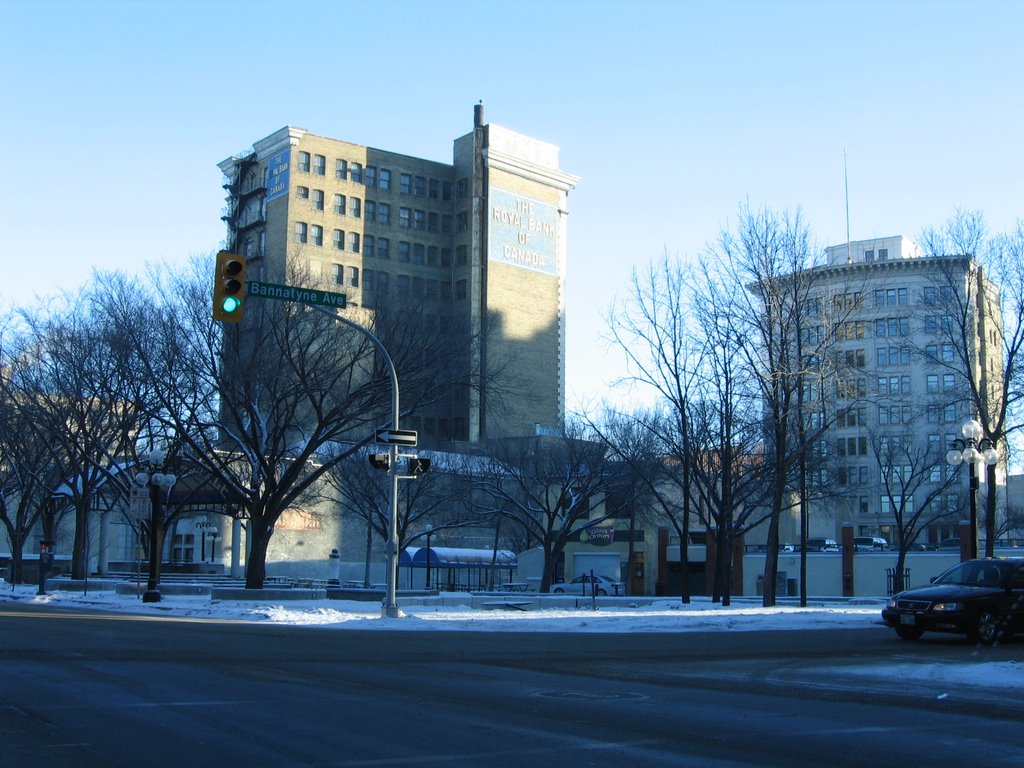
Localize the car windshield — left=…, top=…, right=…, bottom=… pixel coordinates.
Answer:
left=934, top=561, right=1008, bottom=588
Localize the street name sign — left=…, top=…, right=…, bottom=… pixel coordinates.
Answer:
left=375, top=428, right=418, bottom=446
left=248, top=280, right=347, bottom=309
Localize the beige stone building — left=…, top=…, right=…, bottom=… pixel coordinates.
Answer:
left=218, top=105, right=579, bottom=445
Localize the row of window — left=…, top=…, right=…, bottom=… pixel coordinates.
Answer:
left=295, top=222, right=473, bottom=268
left=807, top=318, right=963, bottom=345
left=296, top=152, right=394, bottom=191
left=314, top=262, right=470, bottom=304
left=295, top=151, right=466, bottom=203
left=296, top=187, right=464, bottom=234
left=806, top=284, right=959, bottom=317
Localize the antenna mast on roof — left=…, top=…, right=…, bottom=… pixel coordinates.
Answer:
left=844, top=150, right=852, bottom=263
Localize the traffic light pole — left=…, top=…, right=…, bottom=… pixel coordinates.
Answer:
left=310, top=306, right=403, bottom=618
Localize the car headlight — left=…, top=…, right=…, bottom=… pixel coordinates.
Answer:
left=931, top=602, right=965, bottom=612
left=887, top=597, right=898, bottom=609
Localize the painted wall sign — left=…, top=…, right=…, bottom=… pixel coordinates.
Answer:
left=488, top=188, right=558, bottom=275
left=265, top=149, right=291, bottom=202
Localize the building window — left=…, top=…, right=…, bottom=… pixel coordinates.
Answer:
left=334, top=194, right=346, bottom=215
left=333, top=229, right=344, bottom=250
left=310, top=224, right=323, bottom=247
left=457, top=211, right=468, bottom=232
left=349, top=197, right=361, bottom=218
left=347, top=266, right=359, bottom=287
left=874, top=288, right=907, bottom=307
left=455, top=279, right=467, bottom=300
left=348, top=232, right=360, bottom=253
left=456, top=178, right=468, bottom=200
left=441, top=248, right=452, bottom=267
left=312, top=189, right=324, bottom=210
left=364, top=166, right=377, bottom=188
left=413, top=176, right=427, bottom=196
left=427, top=246, right=439, bottom=266
left=365, top=200, right=376, bottom=223
left=442, top=181, right=452, bottom=201
left=294, top=222, right=307, bottom=243
left=313, top=154, right=326, bottom=175
left=414, top=210, right=426, bottom=230
left=378, top=203, right=391, bottom=225
left=413, top=243, right=425, bottom=264
left=376, top=238, right=390, bottom=259
left=399, top=207, right=411, bottom=228
left=941, top=344, right=956, bottom=362
left=881, top=494, right=913, bottom=514
left=400, top=173, right=412, bottom=194
left=398, top=241, right=411, bottom=262
left=837, top=377, right=866, bottom=399
left=876, top=317, right=910, bottom=337
left=842, top=349, right=866, bottom=368
left=396, top=274, right=410, bottom=297
left=379, top=169, right=391, bottom=190
left=332, top=263, right=344, bottom=285
left=836, top=407, right=865, bottom=428
left=428, top=212, right=438, bottom=233
left=429, top=178, right=439, bottom=199
left=336, top=159, right=347, bottom=180
left=878, top=248, right=889, bottom=260
left=350, top=163, right=362, bottom=184
left=456, top=245, right=468, bottom=266
left=298, top=151, right=311, bottom=172
left=942, top=373, right=956, bottom=390
left=837, top=436, right=868, bottom=457
left=297, top=186, right=309, bottom=200
left=927, top=374, right=939, bottom=394
left=364, top=235, right=375, bottom=257
left=864, top=249, right=875, bottom=261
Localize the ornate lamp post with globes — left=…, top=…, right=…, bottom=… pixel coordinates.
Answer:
left=946, top=419, right=999, bottom=560
left=134, top=448, right=177, bottom=603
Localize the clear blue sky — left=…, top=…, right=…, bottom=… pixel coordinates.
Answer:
left=1, top=0, right=1021, bottom=407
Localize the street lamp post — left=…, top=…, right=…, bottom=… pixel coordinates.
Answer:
left=134, top=448, right=177, bottom=603
left=424, top=524, right=433, bottom=590
left=946, top=419, right=999, bottom=560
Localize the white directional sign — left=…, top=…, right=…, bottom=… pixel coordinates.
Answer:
left=375, top=428, right=418, bottom=446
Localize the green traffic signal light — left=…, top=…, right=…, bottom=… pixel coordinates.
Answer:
left=213, top=251, right=247, bottom=323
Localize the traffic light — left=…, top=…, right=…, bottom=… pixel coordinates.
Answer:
left=368, top=453, right=391, bottom=471
left=407, top=457, right=431, bottom=475
left=213, top=251, right=247, bottom=323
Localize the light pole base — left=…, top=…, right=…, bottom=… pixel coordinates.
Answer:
left=142, top=589, right=162, bottom=603
left=381, top=604, right=405, bottom=619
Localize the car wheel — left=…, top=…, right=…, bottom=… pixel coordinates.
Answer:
left=894, top=626, right=924, bottom=641
left=596, top=589, right=607, bottom=596
left=552, top=587, right=564, bottom=594
left=970, top=610, right=1002, bottom=645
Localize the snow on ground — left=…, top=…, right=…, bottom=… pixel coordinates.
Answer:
left=4, top=583, right=1022, bottom=692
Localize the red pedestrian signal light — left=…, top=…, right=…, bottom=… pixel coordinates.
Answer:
left=213, top=251, right=247, bottom=323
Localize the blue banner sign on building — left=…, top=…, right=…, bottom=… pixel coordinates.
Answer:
left=488, top=188, right=558, bottom=275
left=266, top=149, right=290, bottom=202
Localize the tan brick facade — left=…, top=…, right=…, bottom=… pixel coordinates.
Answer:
left=219, top=106, right=578, bottom=445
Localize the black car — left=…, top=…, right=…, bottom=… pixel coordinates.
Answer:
left=882, top=557, right=1024, bottom=644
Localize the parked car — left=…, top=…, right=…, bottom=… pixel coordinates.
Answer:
left=881, top=557, right=1024, bottom=644
left=854, top=536, right=888, bottom=552
left=549, top=574, right=624, bottom=596
left=804, top=538, right=840, bottom=552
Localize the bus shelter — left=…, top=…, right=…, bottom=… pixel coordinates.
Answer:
left=402, top=546, right=517, bottom=591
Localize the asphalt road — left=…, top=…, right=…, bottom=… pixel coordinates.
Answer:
left=2, top=601, right=1022, bottom=767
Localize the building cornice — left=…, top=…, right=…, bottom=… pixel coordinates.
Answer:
left=482, top=148, right=580, bottom=193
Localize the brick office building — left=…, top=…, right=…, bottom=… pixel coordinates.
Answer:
left=218, top=104, right=579, bottom=446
